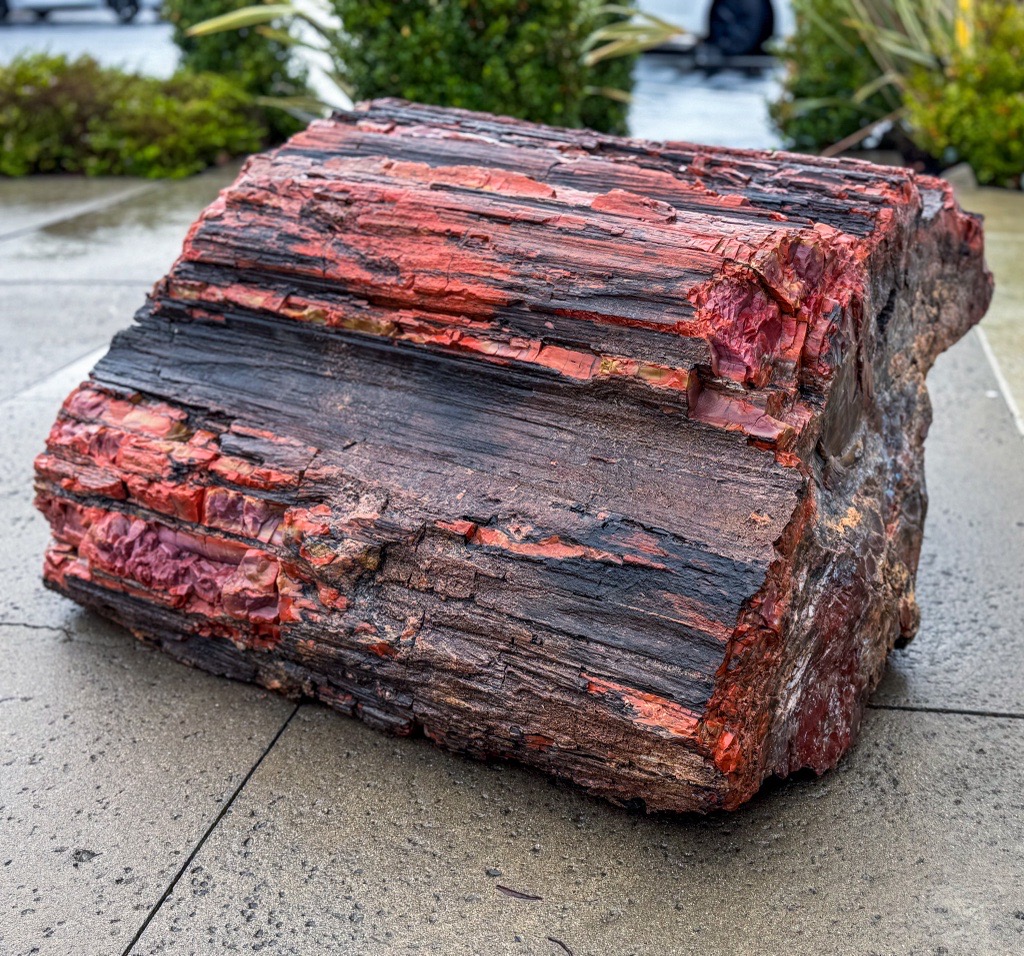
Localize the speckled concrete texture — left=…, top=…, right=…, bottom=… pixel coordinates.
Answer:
left=0, top=619, right=295, bottom=956
left=0, top=395, right=84, bottom=629
left=874, top=333, right=1024, bottom=714
left=0, top=288, right=145, bottom=401
left=126, top=705, right=1024, bottom=956
left=0, top=171, right=292, bottom=956
left=0, top=109, right=1022, bottom=955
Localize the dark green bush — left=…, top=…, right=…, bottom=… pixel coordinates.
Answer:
left=164, top=0, right=307, bottom=140
left=327, top=0, right=635, bottom=134
left=768, top=0, right=896, bottom=151
left=0, top=54, right=270, bottom=178
left=905, top=3, right=1024, bottom=187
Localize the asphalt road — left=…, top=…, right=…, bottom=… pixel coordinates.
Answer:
left=0, top=8, right=177, bottom=75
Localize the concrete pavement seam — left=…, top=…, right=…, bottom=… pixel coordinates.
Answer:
left=868, top=701, right=1024, bottom=720
left=0, top=181, right=163, bottom=244
left=0, top=345, right=107, bottom=408
left=120, top=702, right=301, bottom=956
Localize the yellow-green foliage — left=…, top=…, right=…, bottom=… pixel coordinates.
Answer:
left=905, top=2, right=1024, bottom=186
left=0, top=54, right=270, bottom=178
left=772, top=0, right=1024, bottom=186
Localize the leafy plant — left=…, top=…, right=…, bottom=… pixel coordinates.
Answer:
left=904, top=2, right=1024, bottom=185
left=768, top=0, right=899, bottom=151
left=0, top=54, right=270, bottom=178
left=835, top=0, right=960, bottom=101
left=163, top=0, right=308, bottom=139
left=189, top=0, right=642, bottom=134
left=582, top=4, right=687, bottom=65
left=771, top=0, right=1024, bottom=184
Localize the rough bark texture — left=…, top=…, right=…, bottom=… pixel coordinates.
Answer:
left=34, top=101, right=993, bottom=813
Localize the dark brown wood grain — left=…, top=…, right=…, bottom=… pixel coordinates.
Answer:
left=34, top=100, right=993, bottom=812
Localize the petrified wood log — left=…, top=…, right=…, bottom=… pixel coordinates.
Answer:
left=34, top=101, right=992, bottom=813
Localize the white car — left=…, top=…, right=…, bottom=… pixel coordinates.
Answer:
left=0, top=0, right=142, bottom=22
left=645, top=0, right=794, bottom=57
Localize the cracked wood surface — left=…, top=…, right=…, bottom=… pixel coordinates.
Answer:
left=34, top=101, right=992, bottom=812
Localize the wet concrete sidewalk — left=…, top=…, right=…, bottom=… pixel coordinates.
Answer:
left=1, top=161, right=1022, bottom=955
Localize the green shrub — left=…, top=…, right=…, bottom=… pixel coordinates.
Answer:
left=0, top=54, right=270, bottom=178
left=770, top=0, right=1024, bottom=185
left=327, top=0, right=635, bottom=134
left=905, top=2, right=1024, bottom=186
left=768, top=0, right=896, bottom=151
left=164, top=0, right=307, bottom=140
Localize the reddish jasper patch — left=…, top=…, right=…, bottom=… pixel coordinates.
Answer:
left=584, top=675, right=701, bottom=741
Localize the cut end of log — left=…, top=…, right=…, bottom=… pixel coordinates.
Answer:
left=35, top=101, right=992, bottom=813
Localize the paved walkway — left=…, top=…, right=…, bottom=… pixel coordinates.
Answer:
left=2, top=162, right=1022, bottom=956
left=966, top=190, right=1024, bottom=433
left=0, top=74, right=1022, bottom=955
left=0, top=8, right=175, bottom=76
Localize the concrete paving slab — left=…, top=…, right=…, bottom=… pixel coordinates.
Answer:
left=0, top=395, right=85, bottom=630
left=979, top=235, right=1024, bottom=289
left=960, top=186, right=1024, bottom=237
left=125, top=702, right=1024, bottom=956
left=0, top=348, right=111, bottom=631
left=873, top=331, right=1024, bottom=714
left=0, top=165, right=238, bottom=284
left=9, top=348, right=107, bottom=406
left=0, top=283, right=145, bottom=401
left=0, top=352, right=300, bottom=956
left=0, top=312, right=299, bottom=956
left=0, top=620, right=295, bottom=956
left=959, top=188, right=1024, bottom=433
left=0, top=178, right=156, bottom=240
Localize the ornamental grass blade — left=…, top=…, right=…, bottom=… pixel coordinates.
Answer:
left=583, top=84, right=633, bottom=104
left=186, top=4, right=296, bottom=37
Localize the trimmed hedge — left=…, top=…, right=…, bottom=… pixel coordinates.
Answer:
left=0, top=54, right=270, bottom=178
left=328, top=0, right=635, bottom=135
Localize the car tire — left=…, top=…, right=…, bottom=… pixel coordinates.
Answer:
left=707, top=0, right=774, bottom=57
left=107, top=0, right=139, bottom=23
